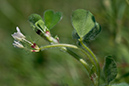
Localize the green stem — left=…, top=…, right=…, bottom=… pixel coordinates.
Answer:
left=79, top=38, right=100, bottom=84
left=40, top=44, right=95, bottom=67
left=40, top=44, right=78, bottom=50
left=67, top=48, right=90, bottom=73
left=40, top=44, right=90, bottom=73
left=39, top=34, right=99, bottom=85
left=39, top=31, right=96, bottom=72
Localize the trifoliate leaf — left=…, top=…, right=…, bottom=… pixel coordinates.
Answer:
left=72, top=9, right=95, bottom=38
left=44, top=10, right=62, bottom=29
left=72, top=22, right=101, bottom=44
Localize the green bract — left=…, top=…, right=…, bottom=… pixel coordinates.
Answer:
left=44, top=10, right=62, bottom=29
left=72, top=9, right=96, bottom=38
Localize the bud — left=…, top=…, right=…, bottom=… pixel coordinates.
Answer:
left=31, top=43, right=40, bottom=50
left=31, top=49, right=40, bottom=52
left=55, top=36, right=59, bottom=43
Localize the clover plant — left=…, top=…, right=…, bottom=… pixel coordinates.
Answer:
left=11, top=9, right=129, bottom=86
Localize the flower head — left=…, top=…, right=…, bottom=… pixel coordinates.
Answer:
left=12, top=26, right=40, bottom=52
left=12, top=27, right=25, bottom=41
left=13, top=41, right=24, bottom=48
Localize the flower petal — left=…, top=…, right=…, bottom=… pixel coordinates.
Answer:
left=13, top=41, right=24, bottom=48
left=16, top=27, right=21, bottom=32
left=12, top=27, right=25, bottom=41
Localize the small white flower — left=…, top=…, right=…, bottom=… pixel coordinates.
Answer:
left=13, top=41, right=24, bottom=48
left=12, top=27, right=25, bottom=41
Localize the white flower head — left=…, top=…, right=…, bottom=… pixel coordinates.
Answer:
left=12, top=27, right=25, bottom=41
left=13, top=41, right=24, bottom=48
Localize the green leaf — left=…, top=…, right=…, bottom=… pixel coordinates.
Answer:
left=35, top=20, right=46, bottom=33
left=28, top=13, right=47, bottom=37
left=72, top=22, right=101, bottom=45
left=28, top=14, right=42, bottom=25
left=103, top=56, right=117, bottom=84
left=28, top=14, right=44, bottom=35
left=72, top=29, right=80, bottom=40
left=72, top=9, right=96, bottom=38
left=83, top=22, right=101, bottom=42
left=30, top=19, right=49, bottom=40
left=44, top=10, right=62, bottom=29
left=111, top=83, right=129, bottom=86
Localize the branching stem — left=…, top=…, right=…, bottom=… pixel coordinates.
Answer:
left=40, top=44, right=96, bottom=68
left=79, top=38, right=100, bottom=86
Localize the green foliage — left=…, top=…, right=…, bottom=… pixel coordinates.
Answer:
left=28, top=10, right=62, bottom=37
left=72, top=22, right=101, bottom=43
left=103, top=56, right=117, bottom=84
left=28, top=14, right=42, bottom=25
left=111, top=83, right=129, bottom=86
left=35, top=20, right=46, bottom=33
left=44, top=10, right=62, bottom=29
left=72, top=9, right=101, bottom=44
left=83, top=22, right=101, bottom=42
left=28, top=14, right=45, bottom=35
left=1, top=0, right=129, bottom=86
left=72, top=9, right=96, bottom=38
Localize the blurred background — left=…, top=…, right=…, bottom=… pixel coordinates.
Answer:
left=0, top=0, right=129, bottom=86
